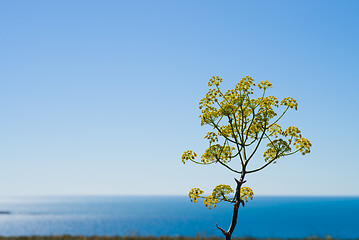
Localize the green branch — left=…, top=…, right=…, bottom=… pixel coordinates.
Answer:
left=268, top=106, right=289, bottom=128
left=213, top=124, right=237, bottom=144
left=228, top=117, right=244, bottom=166
left=246, top=152, right=280, bottom=174
left=246, top=122, right=268, bottom=162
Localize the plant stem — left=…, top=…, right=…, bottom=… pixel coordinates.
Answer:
left=216, top=175, right=246, bottom=240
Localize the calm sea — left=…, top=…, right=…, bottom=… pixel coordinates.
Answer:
left=0, top=196, right=358, bottom=239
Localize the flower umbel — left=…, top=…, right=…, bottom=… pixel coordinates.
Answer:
left=182, top=150, right=197, bottom=164
left=280, top=97, right=298, bottom=110
left=240, top=187, right=254, bottom=202
left=188, top=188, right=204, bottom=203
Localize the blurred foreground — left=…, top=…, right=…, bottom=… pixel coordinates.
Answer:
left=0, top=236, right=355, bottom=240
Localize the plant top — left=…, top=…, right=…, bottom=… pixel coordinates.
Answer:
left=182, top=76, right=312, bottom=209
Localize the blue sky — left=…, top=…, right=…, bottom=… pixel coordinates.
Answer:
left=0, top=0, right=358, bottom=196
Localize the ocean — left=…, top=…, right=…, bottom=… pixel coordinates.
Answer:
left=0, top=196, right=358, bottom=239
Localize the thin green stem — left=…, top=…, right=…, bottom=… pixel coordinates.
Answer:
left=283, top=148, right=301, bottom=156
left=245, top=138, right=257, bottom=146
left=215, top=157, right=242, bottom=174
left=244, top=108, right=256, bottom=143
left=212, top=140, right=242, bottom=174
left=264, top=132, right=280, bottom=152
left=246, top=122, right=267, bottom=162
left=246, top=152, right=280, bottom=174
left=213, top=124, right=237, bottom=144
left=268, top=106, right=289, bottom=128
left=228, top=117, right=244, bottom=166
left=233, top=114, right=244, bottom=144
left=189, top=159, right=214, bottom=165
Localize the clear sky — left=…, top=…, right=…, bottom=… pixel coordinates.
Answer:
left=1, top=0, right=358, bottom=196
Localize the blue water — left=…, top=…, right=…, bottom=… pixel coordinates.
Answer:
left=0, top=196, right=358, bottom=239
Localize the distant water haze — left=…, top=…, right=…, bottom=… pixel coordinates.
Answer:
left=0, top=196, right=358, bottom=238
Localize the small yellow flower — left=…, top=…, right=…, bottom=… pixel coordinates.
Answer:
left=258, top=80, right=273, bottom=90
left=240, top=187, right=254, bottom=202
left=280, top=97, right=298, bottom=110
left=181, top=150, right=197, bottom=164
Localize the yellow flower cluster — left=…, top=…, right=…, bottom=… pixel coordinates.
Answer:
left=219, top=103, right=237, bottom=116
left=187, top=184, right=253, bottom=209
left=208, top=76, right=223, bottom=87
left=263, top=139, right=291, bottom=162
left=283, top=126, right=302, bottom=144
left=234, top=76, right=255, bottom=94
left=200, top=108, right=220, bottom=126
left=245, top=121, right=262, bottom=139
left=256, top=96, right=279, bottom=121
left=240, top=186, right=254, bottom=202
left=183, top=75, right=312, bottom=217
left=199, top=89, right=218, bottom=110
left=283, top=126, right=301, bottom=138
left=268, top=123, right=282, bottom=138
left=199, top=82, right=221, bottom=125
left=257, top=80, right=273, bottom=90
left=204, top=132, right=218, bottom=144
left=199, top=76, right=273, bottom=127
left=281, top=126, right=311, bottom=154
left=181, top=150, right=197, bottom=164
left=294, top=138, right=312, bottom=155
left=204, top=195, right=219, bottom=209
left=263, top=147, right=277, bottom=162
left=242, top=98, right=258, bottom=112
left=212, top=184, right=234, bottom=200
left=205, top=184, right=233, bottom=209
left=201, top=144, right=234, bottom=164
left=184, top=75, right=311, bottom=177
left=259, top=96, right=279, bottom=108
left=280, top=97, right=298, bottom=110
left=188, top=188, right=204, bottom=203
left=218, top=124, right=236, bottom=139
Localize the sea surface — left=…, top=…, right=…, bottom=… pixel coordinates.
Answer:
left=0, top=196, right=358, bottom=239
